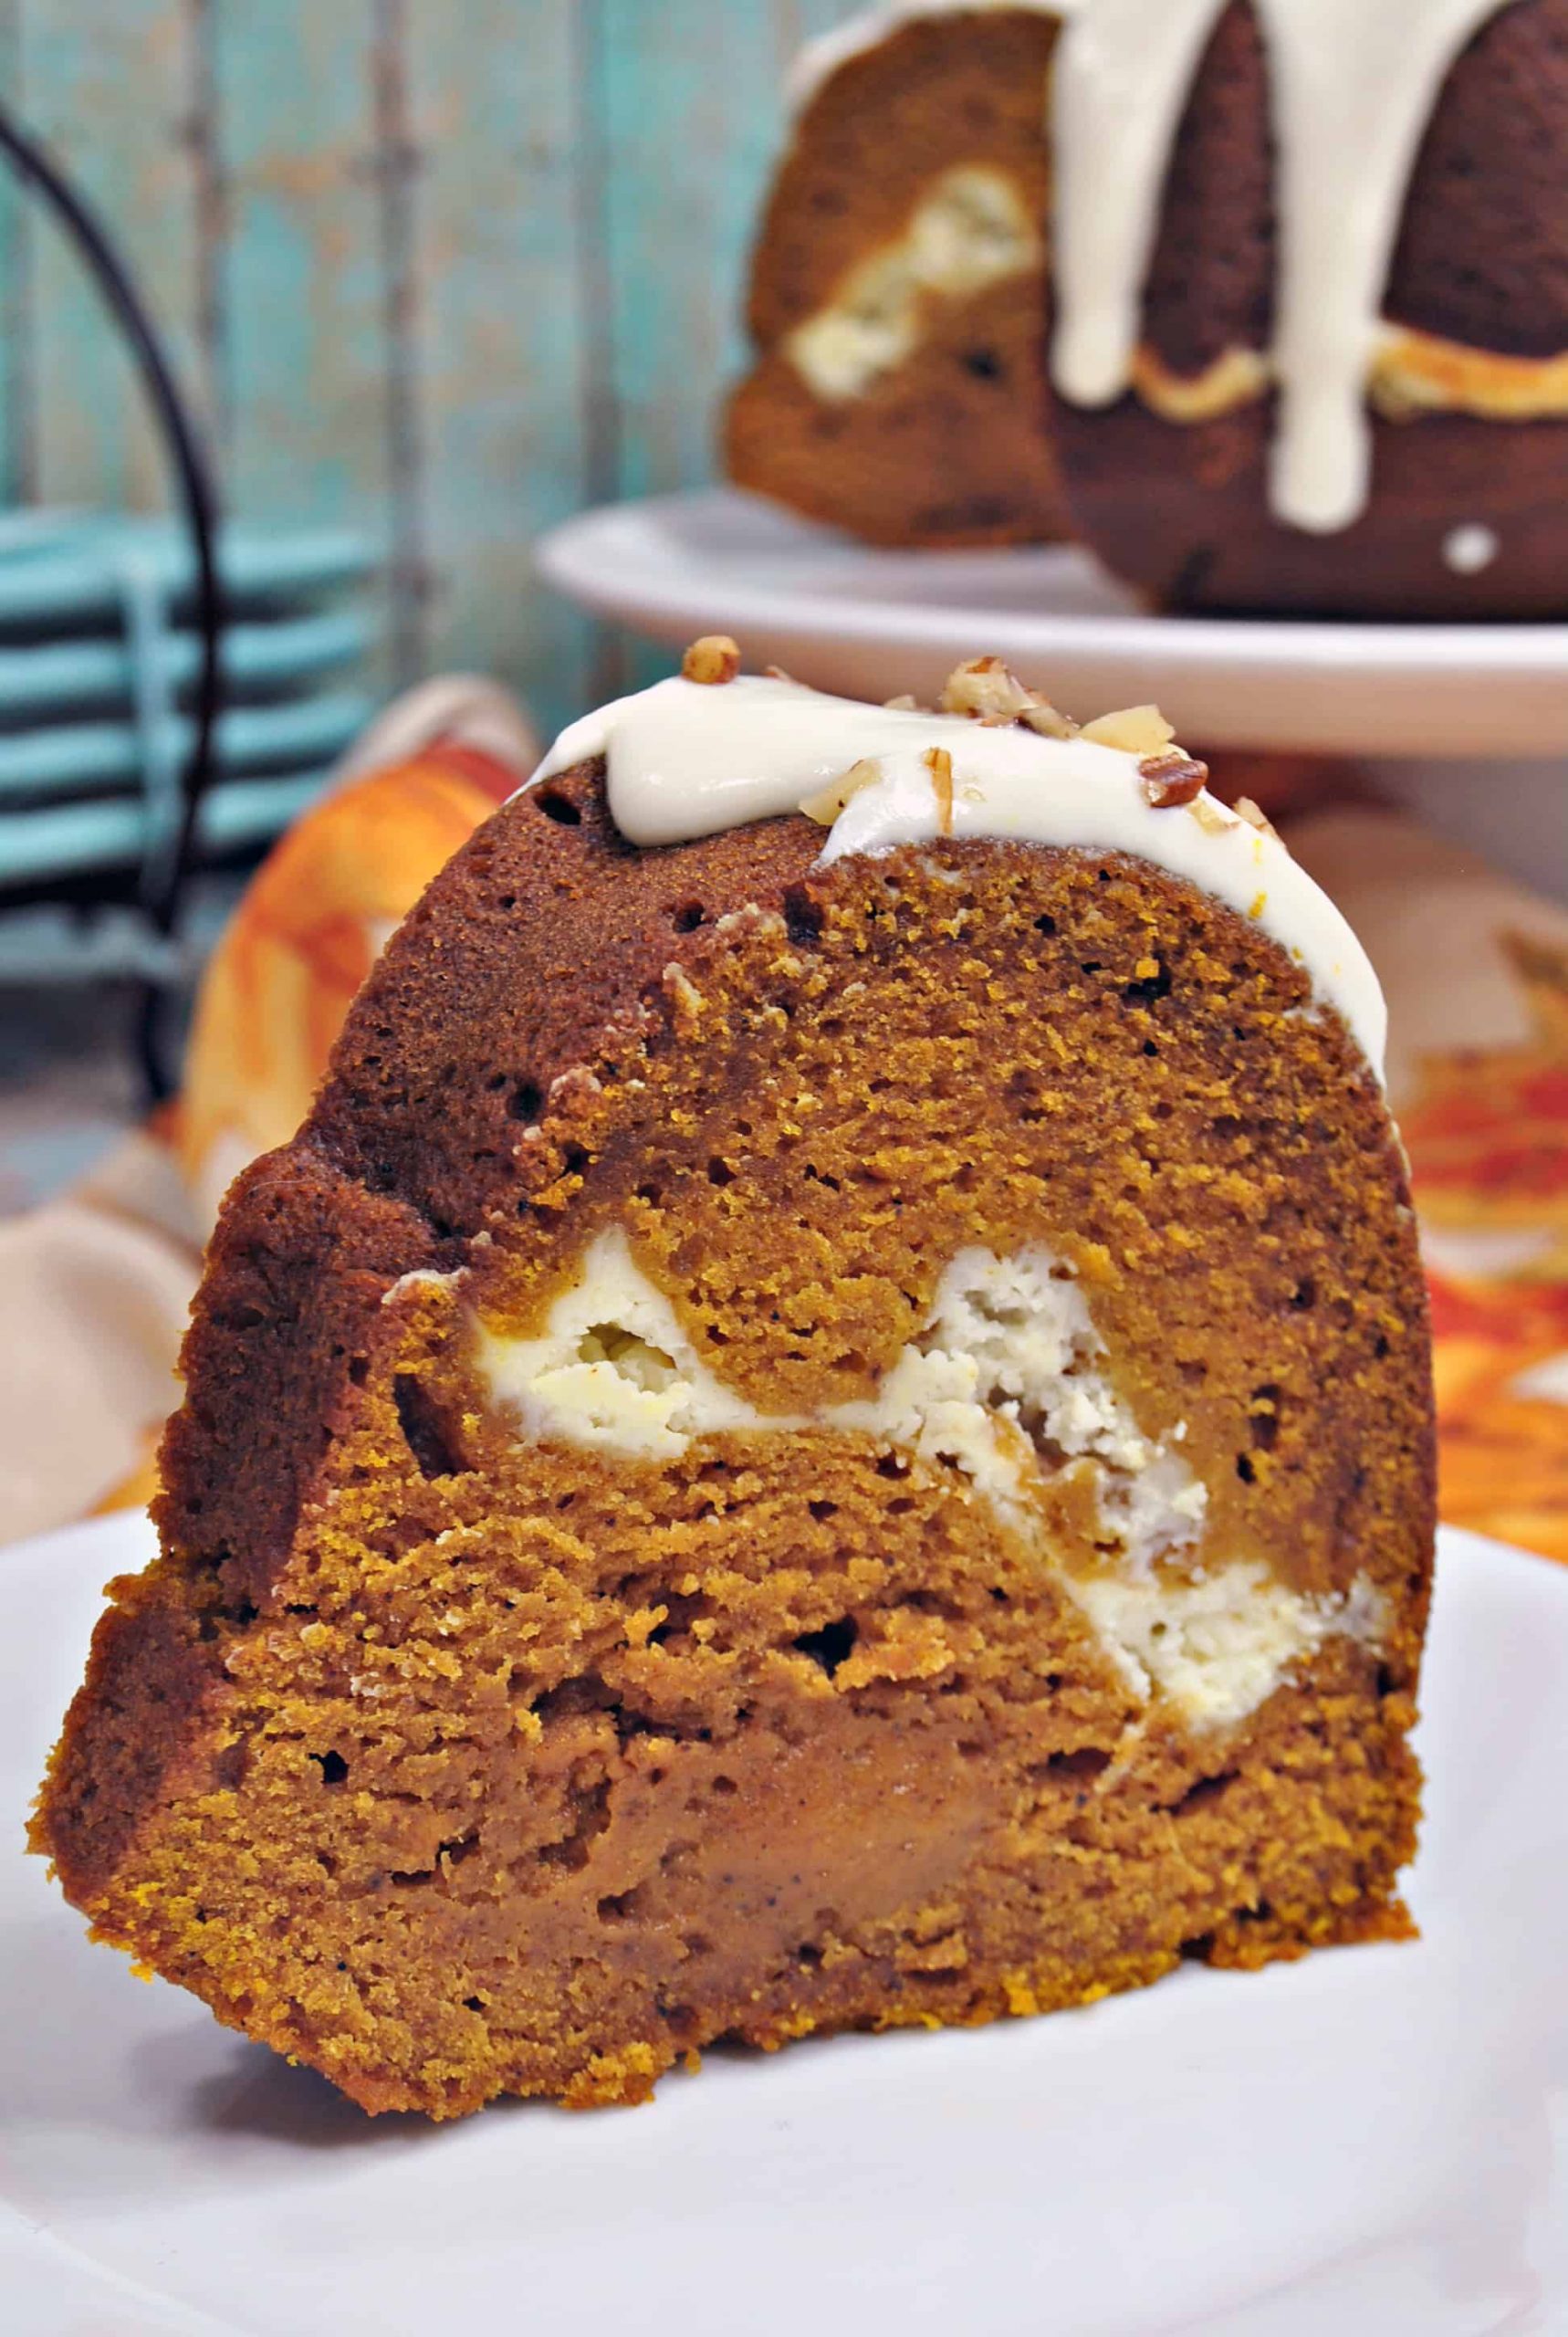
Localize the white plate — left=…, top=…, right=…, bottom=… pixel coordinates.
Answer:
left=5, top=1514, right=1567, bottom=2337
left=535, top=490, right=1568, bottom=761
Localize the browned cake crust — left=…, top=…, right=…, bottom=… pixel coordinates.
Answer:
left=1386, top=0, right=1568, bottom=359
left=725, top=12, right=1068, bottom=545
left=1051, top=401, right=1568, bottom=619
left=1138, top=0, right=1274, bottom=381
left=727, top=0, right=1568, bottom=616
left=33, top=757, right=1433, bottom=2117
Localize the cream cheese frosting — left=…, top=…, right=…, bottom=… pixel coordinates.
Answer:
left=525, top=670, right=1387, bottom=1074
left=785, top=164, right=1040, bottom=402
left=788, top=0, right=1514, bottom=533
left=479, top=1230, right=1383, bottom=1731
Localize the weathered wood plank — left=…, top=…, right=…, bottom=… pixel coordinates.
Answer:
left=370, top=0, right=427, bottom=684
left=593, top=0, right=845, bottom=493
left=404, top=0, right=597, bottom=736
left=185, top=0, right=230, bottom=462
left=595, top=1, right=779, bottom=500
left=214, top=1, right=393, bottom=679
left=768, top=0, right=863, bottom=71
left=17, top=0, right=202, bottom=516
left=582, top=0, right=845, bottom=696
left=0, top=0, right=863, bottom=738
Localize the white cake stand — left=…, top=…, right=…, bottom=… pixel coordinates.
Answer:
left=536, top=487, right=1568, bottom=763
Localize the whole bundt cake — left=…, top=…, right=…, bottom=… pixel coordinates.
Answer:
left=32, top=646, right=1433, bottom=2117
left=727, top=0, right=1568, bottom=618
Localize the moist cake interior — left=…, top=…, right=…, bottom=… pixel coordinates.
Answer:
left=33, top=665, right=1432, bottom=2116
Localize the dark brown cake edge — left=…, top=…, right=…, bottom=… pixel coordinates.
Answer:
left=32, top=768, right=827, bottom=1903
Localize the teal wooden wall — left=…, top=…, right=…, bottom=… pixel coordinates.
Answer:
left=0, top=1, right=851, bottom=738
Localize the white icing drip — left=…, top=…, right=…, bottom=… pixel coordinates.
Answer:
left=525, top=674, right=1386, bottom=1074
left=1250, top=0, right=1507, bottom=531
left=1054, top=0, right=1507, bottom=531
left=789, top=0, right=1511, bottom=533
left=1051, top=0, right=1227, bottom=408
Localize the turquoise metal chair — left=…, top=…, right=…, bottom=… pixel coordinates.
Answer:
left=0, top=104, right=375, bottom=1094
left=0, top=513, right=375, bottom=895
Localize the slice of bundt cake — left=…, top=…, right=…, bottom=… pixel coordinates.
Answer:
left=725, top=7, right=1069, bottom=547
left=32, top=646, right=1433, bottom=2118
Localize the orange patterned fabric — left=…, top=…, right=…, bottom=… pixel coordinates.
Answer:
left=1403, top=935, right=1568, bottom=1560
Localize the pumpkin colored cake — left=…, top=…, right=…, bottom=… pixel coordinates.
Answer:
left=727, top=0, right=1568, bottom=618
left=32, top=646, right=1434, bottom=2117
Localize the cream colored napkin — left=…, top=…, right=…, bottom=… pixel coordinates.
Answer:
left=1288, top=807, right=1568, bottom=1106
left=0, top=1129, right=193, bottom=1540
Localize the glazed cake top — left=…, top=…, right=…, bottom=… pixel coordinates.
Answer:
left=788, top=0, right=1513, bottom=532
left=526, top=663, right=1387, bottom=1074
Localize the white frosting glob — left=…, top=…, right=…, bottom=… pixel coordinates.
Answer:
left=792, top=0, right=1511, bottom=533
left=526, top=672, right=1386, bottom=1074
left=1444, top=521, right=1500, bottom=574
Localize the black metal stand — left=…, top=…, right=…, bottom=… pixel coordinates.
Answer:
left=0, top=101, right=225, bottom=1100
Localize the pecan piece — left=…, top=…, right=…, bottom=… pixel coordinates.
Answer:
left=924, top=745, right=956, bottom=835
left=1082, top=703, right=1175, bottom=754
left=1231, top=794, right=1280, bottom=839
left=800, top=758, right=882, bottom=826
left=682, top=634, right=741, bottom=685
left=1139, top=749, right=1209, bottom=808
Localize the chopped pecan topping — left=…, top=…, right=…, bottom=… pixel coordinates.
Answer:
left=940, top=655, right=1037, bottom=723
left=800, top=757, right=882, bottom=826
left=1019, top=700, right=1079, bottom=739
left=682, top=634, right=741, bottom=686
left=936, top=655, right=1078, bottom=736
left=1082, top=704, right=1176, bottom=754
left=925, top=745, right=956, bottom=836
left=1231, top=794, right=1279, bottom=839
left=1138, top=749, right=1209, bottom=808
left=1186, top=794, right=1233, bottom=834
